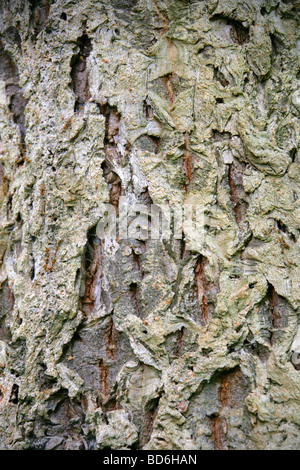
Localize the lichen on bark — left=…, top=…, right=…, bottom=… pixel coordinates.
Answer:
left=0, top=0, right=299, bottom=450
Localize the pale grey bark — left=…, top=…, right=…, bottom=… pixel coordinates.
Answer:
left=0, top=0, right=299, bottom=450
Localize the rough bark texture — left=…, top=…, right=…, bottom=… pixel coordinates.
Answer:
left=0, top=0, right=299, bottom=450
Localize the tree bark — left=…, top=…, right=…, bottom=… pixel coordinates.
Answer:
left=0, top=0, right=299, bottom=450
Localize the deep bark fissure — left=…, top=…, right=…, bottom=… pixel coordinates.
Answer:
left=99, top=104, right=123, bottom=210
left=80, top=226, right=102, bottom=316
left=194, top=255, right=209, bottom=326
left=71, top=34, right=92, bottom=112
left=0, top=47, right=28, bottom=163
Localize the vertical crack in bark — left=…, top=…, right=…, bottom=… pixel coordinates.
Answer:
left=227, top=162, right=248, bottom=227
left=176, top=326, right=185, bottom=357
left=163, top=72, right=175, bottom=105
left=71, top=34, right=92, bottom=112
left=143, top=100, right=153, bottom=120
left=267, top=283, right=279, bottom=346
left=105, top=316, right=115, bottom=360
left=151, top=0, right=169, bottom=34
left=98, top=360, right=108, bottom=400
left=0, top=47, right=28, bottom=164
left=129, top=282, right=141, bottom=317
left=182, top=133, right=193, bottom=192
left=228, top=164, right=240, bottom=226
left=0, top=280, right=15, bottom=342
left=180, top=238, right=187, bottom=260
left=210, top=367, right=249, bottom=450
left=194, top=255, right=209, bottom=326
left=212, top=374, right=230, bottom=450
left=80, top=226, right=102, bottom=316
left=0, top=386, right=4, bottom=404
left=210, top=414, right=225, bottom=451
left=100, top=104, right=122, bottom=210
left=131, top=241, right=146, bottom=281
left=140, top=396, right=161, bottom=448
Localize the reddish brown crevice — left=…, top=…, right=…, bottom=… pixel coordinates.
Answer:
left=267, top=283, right=279, bottom=346
left=29, top=0, right=50, bottom=35
left=98, top=360, right=108, bottom=399
left=80, top=227, right=102, bottom=316
left=180, top=235, right=191, bottom=260
left=43, top=239, right=61, bottom=273
left=151, top=0, right=168, bottom=35
left=102, top=163, right=122, bottom=209
left=100, top=104, right=122, bottom=210
left=97, top=359, right=120, bottom=411
left=182, top=133, right=193, bottom=192
left=219, top=374, right=230, bottom=408
left=71, top=34, right=92, bottom=112
left=141, top=409, right=158, bottom=447
left=194, top=256, right=209, bottom=326
left=163, top=72, right=175, bottom=105
left=104, top=316, right=115, bottom=360
left=143, top=100, right=153, bottom=120
left=151, top=70, right=179, bottom=108
left=210, top=367, right=249, bottom=450
left=0, top=47, right=28, bottom=164
left=210, top=415, right=226, bottom=451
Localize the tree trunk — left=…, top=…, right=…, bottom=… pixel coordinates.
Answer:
left=0, top=0, right=299, bottom=450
